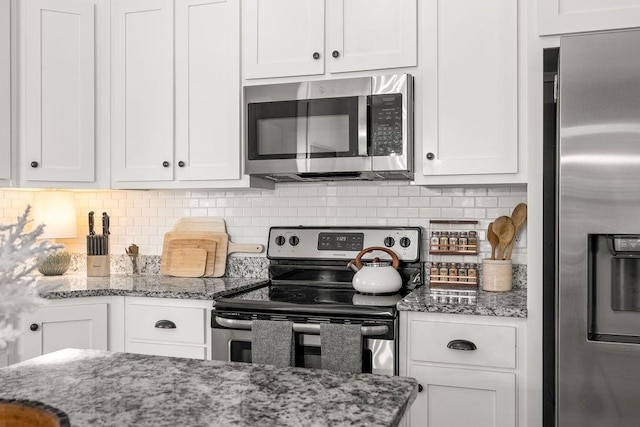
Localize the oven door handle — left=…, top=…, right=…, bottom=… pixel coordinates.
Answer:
left=214, top=317, right=388, bottom=336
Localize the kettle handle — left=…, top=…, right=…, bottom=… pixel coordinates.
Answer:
left=353, top=246, right=400, bottom=270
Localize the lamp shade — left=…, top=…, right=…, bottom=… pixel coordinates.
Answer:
left=32, top=191, right=77, bottom=239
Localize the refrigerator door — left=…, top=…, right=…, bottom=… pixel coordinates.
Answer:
left=559, top=29, right=640, bottom=426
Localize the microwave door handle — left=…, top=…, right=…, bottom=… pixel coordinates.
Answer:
left=297, top=101, right=308, bottom=158
left=214, top=317, right=388, bottom=336
left=358, top=95, right=368, bottom=156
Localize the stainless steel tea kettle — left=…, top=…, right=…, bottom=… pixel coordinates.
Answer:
left=347, top=246, right=402, bottom=294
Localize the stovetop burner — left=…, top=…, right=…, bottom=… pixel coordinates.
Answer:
left=213, top=226, right=423, bottom=320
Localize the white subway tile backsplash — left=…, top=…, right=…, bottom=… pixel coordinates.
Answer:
left=0, top=183, right=527, bottom=264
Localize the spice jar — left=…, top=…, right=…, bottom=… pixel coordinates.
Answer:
left=439, top=262, right=450, bottom=279
left=458, top=263, right=468, bottom=282
left=448, top=262, right=458, bottom=282
left=430, top=262, right=440, bottom=279
left=468, top=231, right=478, bottom=248
left=439, top=231, right=449, bottom=251
left=468, top=263, right=478, bottom=284
left=458, top=231, right=468, bottom=252
left=430, top=231, right=440, bottom=249
left=449, top=231, right=459, bottom=251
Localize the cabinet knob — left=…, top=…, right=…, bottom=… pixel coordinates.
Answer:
left=30, top=161, right=39, bottom=168
left=312, top=52, right=320, bottom=60
left=447, top=339, right=477, bottom=351
left=162, top=161, right=170, bottom=168
left=30, top=323, right=39, bottom=331
left=426, top=152, right=435, bottom=160
left=178, top=161, right=185, bottom=168
left=332, top=50, right=340, bottom=58
left=154, top=319, right=176, bottom=329
left=418, top=384, right=424, bottom=393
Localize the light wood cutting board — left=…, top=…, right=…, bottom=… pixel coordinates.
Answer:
left=161, top=247, right=207, bottom=277
left=162, top=231, right=263, bottom=277
left=161, top=233, right=222, bottom=277
left=171, top=217, right=226, bottom=233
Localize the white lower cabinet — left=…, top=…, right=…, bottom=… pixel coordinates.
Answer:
left=401, top=312, right=523, bottom=427
left=124, top=297, right=211, bottom=360
left=16, top=297, right=119, bottom=362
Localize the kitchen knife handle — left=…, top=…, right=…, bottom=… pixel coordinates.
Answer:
left=88, top=211, right=95, bottom=235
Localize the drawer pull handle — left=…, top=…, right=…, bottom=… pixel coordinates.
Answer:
left=447, top=339, right=477, bottom=351
left=155, top=320, right=176, bottom=329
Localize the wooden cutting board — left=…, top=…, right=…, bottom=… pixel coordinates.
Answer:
left=169, top=239, right=218, bottom=276
left=162, top=231, right=263, bottom=277
left=160, top=234, right=219, bottom=277
left=162, top=247, right=207, bottom=277
left=171, top=217, right=226, bottom=233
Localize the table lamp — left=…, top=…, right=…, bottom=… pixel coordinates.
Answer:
left=32, top=191, right=77, bottom=275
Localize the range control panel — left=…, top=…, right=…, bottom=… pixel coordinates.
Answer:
left=267, top=227, right=421, bottom=262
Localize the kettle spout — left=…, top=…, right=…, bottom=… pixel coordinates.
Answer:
left=347, top=260, right=360, bottom=273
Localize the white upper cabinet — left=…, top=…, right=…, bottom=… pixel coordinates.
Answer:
left=174, top=0, right=241, bottom=181
left=0, top=0, right=11, bottom=184
left=539, top=0, right=640, bottom=35
left=112, top=0, right=259, bottom=189
left=21, top=0, right=106, bottom=187
left=326, top=0, right=417, bottom=74
left=111, top=0, right=174, bottom=183
left=242, top=0, right=325, bottom=79
left=243, top=0, right=417, bottom=80
left=415, top=0, right=520, bottom=185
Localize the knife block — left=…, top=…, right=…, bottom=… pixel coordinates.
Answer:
left=87, top=255, right=110, bottom=277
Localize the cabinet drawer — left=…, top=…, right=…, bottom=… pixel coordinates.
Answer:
left=126, top=303, right=206, bottom=345
left=127, top=342, right=207, bottom=360
left=410, top=320, right=516, bottom=369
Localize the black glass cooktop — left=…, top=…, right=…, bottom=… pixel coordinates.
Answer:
left=213, top=282, right=409, bottom=319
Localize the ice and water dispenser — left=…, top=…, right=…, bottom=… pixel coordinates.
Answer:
left=588, top=234, right=640, bottom=344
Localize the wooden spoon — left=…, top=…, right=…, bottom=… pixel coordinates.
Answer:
left=505, top=203, right=527, bottom=260
left=487, top=222, right=499, bottom=260
left=492, top=216, right=515, bottom=260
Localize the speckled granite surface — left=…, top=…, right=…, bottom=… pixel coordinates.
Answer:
left=0, top=349, right=417, bottom=427
left=397, top=286, right=527, bottom=318
left=35, top=274, right=267, bottom=300
left=69, top=254, right=270, bottom=279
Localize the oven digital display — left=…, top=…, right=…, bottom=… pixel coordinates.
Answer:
left=318, top=232, right=364, bottom=251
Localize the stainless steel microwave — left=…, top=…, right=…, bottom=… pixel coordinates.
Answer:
left=244, top=73, right=414, bottom=182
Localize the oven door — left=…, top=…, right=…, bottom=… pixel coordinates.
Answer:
left=245, top=96, right=370, bottom=176
left=211, top=317, right=397, bottom=376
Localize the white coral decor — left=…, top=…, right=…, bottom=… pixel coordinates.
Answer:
left=0, top=206, right=60, bottom=349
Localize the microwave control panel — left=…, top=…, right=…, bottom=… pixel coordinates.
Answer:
left=370, top=94, right=403, bottom=156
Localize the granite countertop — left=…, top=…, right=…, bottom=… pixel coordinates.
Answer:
left=35, top=274, right=267, bottom=300
left=397, top=286, right=527, bottom=318
left=0, top=349, right=417, bottom=426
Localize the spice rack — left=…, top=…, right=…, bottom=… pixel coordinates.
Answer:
left=428, top=220, right=479, bottom=288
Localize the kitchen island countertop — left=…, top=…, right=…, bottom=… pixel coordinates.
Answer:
left=35, top=274, right=266, bottom=300
left=0, top=349, right=417, bottom=426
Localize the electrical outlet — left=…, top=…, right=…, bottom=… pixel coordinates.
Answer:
left=514, top=234, right=521, bottom=242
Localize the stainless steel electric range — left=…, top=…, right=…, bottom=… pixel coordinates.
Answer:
left=211, top=226, right=423, bottom=375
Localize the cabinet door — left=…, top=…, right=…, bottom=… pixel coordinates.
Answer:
left=422, top=0, right=518, bottom=177
left=242, top=0, right=325, bottom=79
left=175, top=0, right=241, bottom=181
left=19, top=303, right=108, bottom=362
left=24, top=0, right=95, bottom=182
left=409, top=365, right=516, bottom=427
left=539, top=0, right=640, bottom=35
left=111, top=0, right=174, bottom=182
left=326, top=0, right=417, bottom=74
left=0, top=0, right=9, bottom=182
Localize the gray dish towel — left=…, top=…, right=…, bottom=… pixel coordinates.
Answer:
left=251, top=320, right=294, bottom=368
left=320, top=323, right=363, bottom=374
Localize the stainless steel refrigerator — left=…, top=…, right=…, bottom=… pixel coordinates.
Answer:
left=545, top=29, right=640, bottom=426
